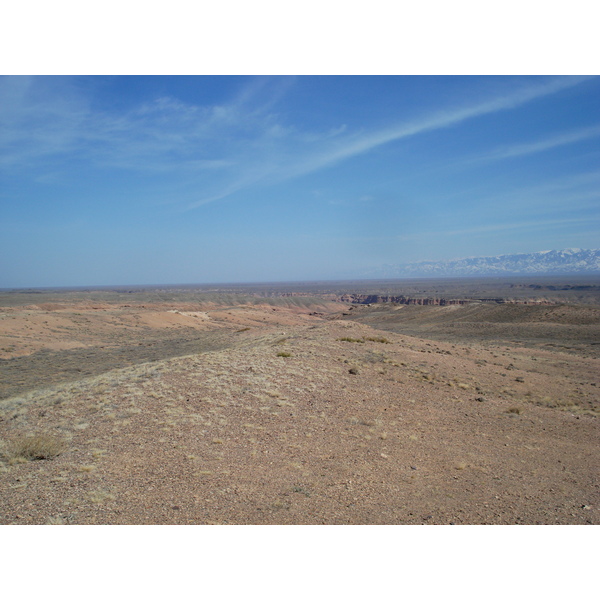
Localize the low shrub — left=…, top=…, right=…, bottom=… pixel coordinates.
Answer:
left=364, top=336, right=391, bottom=344
left=338, top=336, right=390, bottom=344
left=6, top=433, right=66, bottom=461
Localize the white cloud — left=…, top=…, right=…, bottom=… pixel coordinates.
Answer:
left=1, top=75, right=594, bottom=211
left=0, top=76, right=287, bottom=172
left=269, top=76, right=592, bottom=184
left=476, top=124, right=600, bottom=162
left=327, top=124, right=347, bottom=137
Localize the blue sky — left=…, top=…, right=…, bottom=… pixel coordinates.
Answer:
left=1, top=75, right=599, bottom=287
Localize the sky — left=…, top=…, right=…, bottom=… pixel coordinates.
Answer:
left=1, top=74, right=599, bottom=287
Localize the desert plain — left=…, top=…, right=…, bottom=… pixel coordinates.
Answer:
left=1, top=277, right=599, bottom=525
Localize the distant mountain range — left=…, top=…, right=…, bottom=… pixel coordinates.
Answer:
left=371, top=249, right=600, bottom=278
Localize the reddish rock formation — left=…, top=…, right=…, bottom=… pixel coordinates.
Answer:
left=335, top=294, right=554, bottom=306
left=339, top=294, right=473, bottom=305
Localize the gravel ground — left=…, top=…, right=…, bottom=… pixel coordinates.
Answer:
left=1, top=309, right=598, bottom=525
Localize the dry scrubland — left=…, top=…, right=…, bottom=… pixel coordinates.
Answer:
left=0, top=282, right=598, bottom=524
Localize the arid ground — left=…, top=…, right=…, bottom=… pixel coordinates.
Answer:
left=1, top=280, right=598, bottom=524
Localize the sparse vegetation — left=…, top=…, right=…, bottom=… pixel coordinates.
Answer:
left=4, top=433, right=66, bottom=462
left=79, top=464, right=97, bottom=472
left=337, top=336, right=390, bottom=344
left=291, top=484, right=311, bottom=497
left=87, top=489, right=116, bottom=504
left=0, top=283, right=598, bottom=525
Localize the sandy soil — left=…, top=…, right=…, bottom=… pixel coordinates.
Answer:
left=0, top=296, right=598, bottom=525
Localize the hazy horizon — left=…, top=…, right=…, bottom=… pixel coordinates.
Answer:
left=3, top=270, right=599, bottom=294
left=2, top=75, right=599, bottom=288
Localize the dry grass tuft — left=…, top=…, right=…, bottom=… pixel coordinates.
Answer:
left=5, top=433, right=66, bottom=462
left=364, top=336, right=391, bottom=344
left=79, top=464, right=97, bottom=472
left=87, top=489, right=115, bottom=504
left=276, top=351, right=292, bottom=358
left=338, top=336, right=390, bottom=344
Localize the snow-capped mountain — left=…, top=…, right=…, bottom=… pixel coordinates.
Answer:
left=373, top=249, right=600, bottom=278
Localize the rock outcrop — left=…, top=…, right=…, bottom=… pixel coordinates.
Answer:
left=336, top=294, right=552, bottom=306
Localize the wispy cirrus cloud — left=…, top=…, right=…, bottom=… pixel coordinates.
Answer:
left=1, top=75, right=594, bottom=212
left=0, top=76, right=292, bottom=172
left=472, top=123, right=600, bottom=163
left=187, top=75, right=594, bottom=209
left=264, top=75, right=593, bottom=185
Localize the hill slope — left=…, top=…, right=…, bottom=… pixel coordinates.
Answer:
left=1, top=304, right=598, bottom=525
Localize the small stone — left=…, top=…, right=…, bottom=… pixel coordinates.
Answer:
left=582, top=505, right=592, bottom=510
left=348, top=368, right=359, bottom=375
left=475, top=396, right=487, bottom=402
